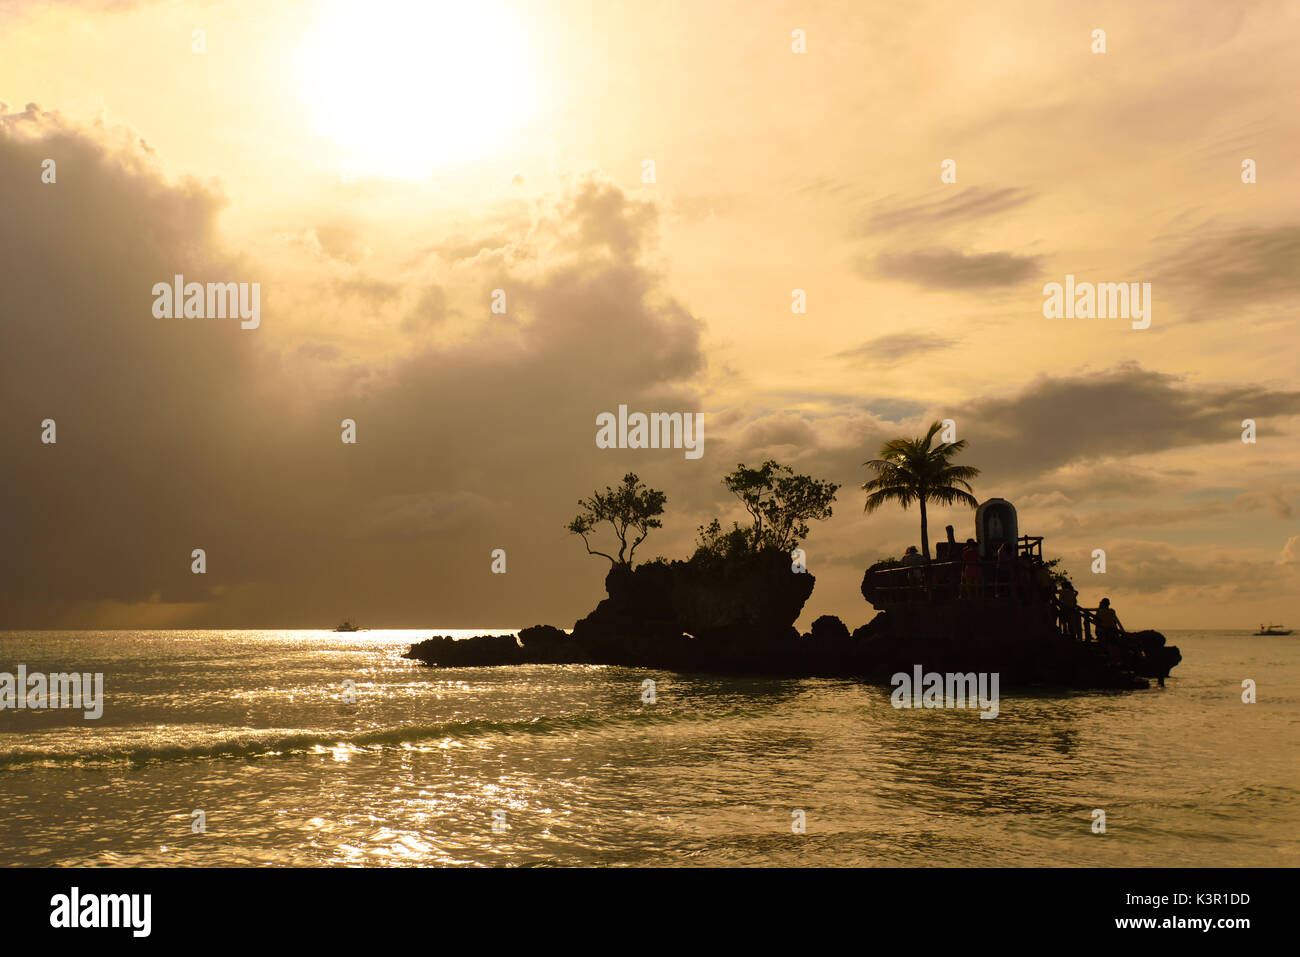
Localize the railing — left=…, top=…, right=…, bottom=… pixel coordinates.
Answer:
left=1048, top=599, right=1124, bottom=644
left=1017, top=535, right=1043, bottom=561
left=1051, top=594, right=1086, bottom=641
left=866, top=557, right=1045, bottom=604
left=865, top=557, right=1126, bottom=647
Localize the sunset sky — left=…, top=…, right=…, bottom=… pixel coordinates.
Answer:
left=2, top=0, right=1297, bottom=631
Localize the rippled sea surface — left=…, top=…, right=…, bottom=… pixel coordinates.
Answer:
left=0, top=629, right=1296, bottom=866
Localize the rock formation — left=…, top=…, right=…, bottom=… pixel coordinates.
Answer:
left=405, top=550, right=1181, bottom=689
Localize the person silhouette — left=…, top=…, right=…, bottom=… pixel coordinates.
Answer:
left=960, top=539, right=983, bottom=599
left=1059, top=581, right=1080, bottom=638
left=995, top=541, right=1013, bottom=598
left=1096, top=597, right=1124, bottom=643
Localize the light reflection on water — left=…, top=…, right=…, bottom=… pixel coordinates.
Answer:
left=0, top=629, right=1296, bottom=866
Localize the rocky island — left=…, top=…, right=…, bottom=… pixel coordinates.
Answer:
left=406, top=426, right=1181, bottom=690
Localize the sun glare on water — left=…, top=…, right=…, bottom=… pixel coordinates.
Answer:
left=294, top=0, right=537, bottom=178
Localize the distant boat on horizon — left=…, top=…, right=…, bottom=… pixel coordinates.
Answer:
left=1256, top=623, right=1293, bottom=636
left=334, top=618, right=361, bottom=632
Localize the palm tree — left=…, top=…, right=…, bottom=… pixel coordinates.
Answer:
left=862, top=421, right=980, bottom=561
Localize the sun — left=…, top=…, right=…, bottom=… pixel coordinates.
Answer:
left=293, top=0, right=537, bottom=178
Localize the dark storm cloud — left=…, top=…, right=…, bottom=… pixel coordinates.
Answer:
left=0, top=111, right=265, bottom=613
left=1155, top=224, right=1300, bottom=317
left=0, top=117, right=708, bottom=626
left=960, top=362, right=1300, bottom=482
left=872, top=248, right=1041, bottom=289
left=712, top=363, right=1300, bottom=526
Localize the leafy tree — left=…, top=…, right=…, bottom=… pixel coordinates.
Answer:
left=693, top=518, right=751, bottom=561
left=1044, top=556, right=1074, bottom=590
left=566, top=473, right=667, bottom=567
left=861, top=421, right=980, bottom=561
left=717, top=460, right=840, bottom=554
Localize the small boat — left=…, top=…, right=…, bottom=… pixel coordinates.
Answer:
left=334, top=619, right=361, bottom=632
left=1256, top=624, right=1293, bottom=635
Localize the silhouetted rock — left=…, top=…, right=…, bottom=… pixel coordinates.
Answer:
left=805, top=614, right=851, bottom=643
left=1128, top=629, right=1182, bottom=679
left=850, top=614, right=892, bottom=643
left=405, top=633, right=523, bottom=667
left=569, top=548, right=815, bottom=670
left=515, top=624, right=584, bottom=663
left=407, top=548, right=818, bottom=673
left=406, top=550, right=1180, bottom=689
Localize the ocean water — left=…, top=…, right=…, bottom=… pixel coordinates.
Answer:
left=0, top=629, right=1296, bottom=867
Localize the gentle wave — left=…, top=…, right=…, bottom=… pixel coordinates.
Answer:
left=0, top=704, right=755, bottom=769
